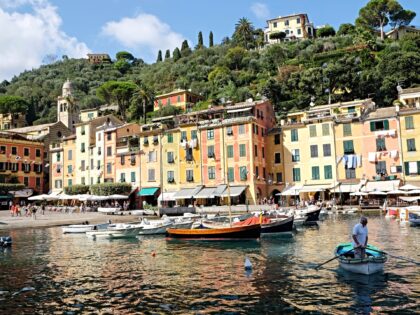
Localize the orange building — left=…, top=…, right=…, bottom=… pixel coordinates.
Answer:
left=0, top=132, right=45, bottom=192
left=153, top=89, right=202, bottom=112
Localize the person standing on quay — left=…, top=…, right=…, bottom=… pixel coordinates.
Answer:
left=352, top=216, right=368, bottom=259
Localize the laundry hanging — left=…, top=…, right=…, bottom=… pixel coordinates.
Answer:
left=368, top=152, right=376, bottom=162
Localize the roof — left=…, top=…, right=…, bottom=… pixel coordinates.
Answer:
left=365, top=107, right=397, bottom=120
left=267, top=13, right=309, bottom=23
left=155, top=88, right=201, bottom=99
left=400, top=86, right=420, bottom=95
left=63, top=134, right=76, bottom=140
left=8, top=123, right=55, bottom=134
left=0, top=131, right=43, bottom=143
left=386, top=25, right=420, bottom=35
left=74, top=114, right=122, bottom=127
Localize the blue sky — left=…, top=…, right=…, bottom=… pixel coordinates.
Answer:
left=0, top=0, right=419, bottom=81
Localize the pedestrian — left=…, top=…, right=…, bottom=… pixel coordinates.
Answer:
left=41, top=203, right=45, bottom=215
left=31, top=204, right=37, bottom=220
left=10, top=203, right=15, bottom=217
left=352, top=216, right=368, bottom=259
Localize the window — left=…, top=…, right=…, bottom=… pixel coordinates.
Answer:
left=120, top=173, right=126, bottom=183
left=293, top=168, right=301, bottom=181
left=186, top=147, right=193, bottom=161
left=81, top=125, right=85, bottom=135
left=239, top=166, right=247, bottom=180
left=68, top=165, right=73, bottom=174
left=130, top=154, right=136, bottom=165
left=208, top=166, right=216, bottom=179
left=68, top=179, right=73, bottom=187
left=106, top=163, right=112, bottom=174
left=97, top=147, right=101, bottom=155
left=207, top=129, right=214, bottom=140
left=296, top=17, right=301, bottom=23
left=322, top=124, right=330, bottom=136
left=376, top=138, right=386, bottom=151
left=167, top=171, right=174, bottom=182
left=312, top=166, right=320, bottom=180
left=90, top=159, right=94, bottom=170
left=285, top=20, right=289, bottom=26
left=291, top=129, right=298, bottom=142
left=310, top=145, right=318, bottom=158
left=309, top=125, right=317, bottom=137
left=0, top=146, right=5, bottom=154
left=324, top=165, right=333, bottom=179
left=36, top=177, right=41, bottom=188
left=370, top=120, right=389, bottom=131
left=405, top=116, right=414, bottom=130
left=55, top=180, right=62, bottom=189
left=81, top=143, right=85, bottom=153
left=97, top=133, right=101, bottom=141
left=228, top=167, right=234, bottom=182
left=276, top=172, right=283, bottom=183
left=254, top=145, right=258, bottom=157
left=191, top=130, right=197, bottom=139
left=186, top=169, right=194, bottom=182
left=348, top=106, right=356, bottom=113
left=227, top=126, right=233, bottom=136
left=148, top=151, right=157, bottom=162
left=297, top=28, right=301, bottom=35
left=107, top=133, right=112, bottom=141
left=239, top=125, right=245, bottom=134
left=227, top=145, right=234, bottom=158
left=167, top=133, right=173, bottom=143
left=239, top=144, right=246, bottom=157
left=376, top=161, right=387, bottom=175
left=273, top=22, right=277, bottom=28
left=407, top=139, right=416, bottom=152
left=131, top=172, right=136, bottom=183
left=57, top=152, right=61, bottom=162
left=255, top=166, right=259, bottom=178
left=346, top=168, right=356, bottom=179
left=177, top=95, right=181, bottom=102
left=208, top=145, right=215, bottom=158
left=81, top=177, right=85, bottom=185
left=22, top=163, right=31, bottom=173
left=404, top=161, right=420, bottom=175
left=148, top=169, right=155, bottom=181
left=323, top=144, right=331, bottom=157
left=343, top=124, right=352, bottom=136
left=274, top=134, right=281, bottom=145
left=24, top=148, right=29, bottom=156
left=275, top=153, right=281, bottom=164
left=67, top=149, right=72, bottom=160
left=81, top=160, right=85, bottom=172
left=262, top=147, right=265, bottom=158
left=144, top=137, right=149, bottom=145
left=292, top=149, right=300, bottom=162
left=97, top=160, right=101, bottom=170
left=12, top=147, right=17, bottom=155
left=167, top=151, right=174, bottom=163
left=343, top=140, right=354, bottom=154
left=107, top=146, right=112, bottom=156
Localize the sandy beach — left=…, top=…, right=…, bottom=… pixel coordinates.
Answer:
left=0, top=210, right=139, bottom=230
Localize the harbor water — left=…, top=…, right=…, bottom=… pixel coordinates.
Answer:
left=0, top=214, right=419, bottom=314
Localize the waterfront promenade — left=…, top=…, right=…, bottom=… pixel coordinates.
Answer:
left=0, top=211, right=138, bottom=230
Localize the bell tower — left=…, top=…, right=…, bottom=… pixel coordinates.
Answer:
left=57, top=79, right=80, bottom=132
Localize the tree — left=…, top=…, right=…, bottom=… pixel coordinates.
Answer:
left=269, top=31, right=286, bottom=42
left=157, top=50, right=163, bottom=62
left=337, top=23, right=356, bottom=36
left=225, top=47, right=248, bottom=70
left=196, top=31, right=204, bottom=49
left=232, top=17, right=255, bottom=49
left=129, top=80, right=154, bottom=123
left=316, top=25, right=336, bottom=37
left=114, top=59, right=131, bottom=74
left=96, top=81, right=137, bottom=120
left=116, top=51, right=134, bottom=61
left=181, top=40, right=192, bottom=57
left=0, top=95, right=28, bottom=114
left=209, top=31, right=214, bottom=47
left=356, top=0, right=403, bottom=40
left=165, top=49, right=171, bottom=60
left=390, top=9, right=416, bottom=29
left=173, top=47, right=181, bottom=62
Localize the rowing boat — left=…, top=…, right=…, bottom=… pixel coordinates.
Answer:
left=335, top=243, right=387, bottom=275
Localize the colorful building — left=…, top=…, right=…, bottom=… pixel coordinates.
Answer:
left=153, top=89, right=202, bottom=112
left=0, top=113, right=26, bottom=130
left=264, top=13, right=315, bottom=44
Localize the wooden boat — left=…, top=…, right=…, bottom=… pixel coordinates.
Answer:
left=261, top=216, right=294, bottom=235
left=62, top=223, right=109, bottom=234
left=86, top=224, right=143, bottom=239
left=0, top=236, right=12, bottom=247
left=166, top=224, right=261, bottom=240
left=335, top=243, right=387, bottom=275
left=304, top=207, right=322, bottom=224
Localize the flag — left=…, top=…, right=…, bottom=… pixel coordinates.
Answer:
left=15, top=156, right=21, bottom=160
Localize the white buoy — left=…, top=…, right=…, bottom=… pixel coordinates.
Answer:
left=244, top=257, right=252, bottom=270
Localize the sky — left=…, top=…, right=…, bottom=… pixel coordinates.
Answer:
left=0, top=0, right=419, bottom=81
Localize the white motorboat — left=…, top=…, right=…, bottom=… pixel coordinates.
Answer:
left=138, top=222, right=172, bottom=235
left=170, top=219, right=194, bottom=229
left=62, top=223, right=109, bottom=234
left=86, top=224, right=143, bottom=239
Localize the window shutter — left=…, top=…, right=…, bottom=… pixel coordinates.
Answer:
left=404, top=162, right=409, bottom=175
left=383, top=120, right=389, bottom=130
left=417, top=161, right=420, bottom=175
left=370, top=121, right=375, bottom=131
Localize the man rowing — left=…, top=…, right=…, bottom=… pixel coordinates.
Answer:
left=352, top=216, right=368, bottom=259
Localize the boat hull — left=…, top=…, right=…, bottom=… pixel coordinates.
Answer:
left=86, top=227, right=142, bottom=239
left=304, top=208, right=321, bottom=223
left=62, top=223, right=109, bottom=234
left=338, top=261, right=385, bottom=275
left=261, top=216, right=294, bottom=235
left=166, top=224, right=261, bottom=240
left=138, top=223, right=172, bottom=235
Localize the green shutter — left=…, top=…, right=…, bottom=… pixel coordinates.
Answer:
left=404, top=162, right=409, bottom=175
left=370, top=121, right=375, bottom=131
left=383, top=120, right=389, bottom=130
left=417, top=162, right=420, bottom=175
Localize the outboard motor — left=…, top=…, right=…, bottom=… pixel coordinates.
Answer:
left=0, top=236, right=12, bottom=247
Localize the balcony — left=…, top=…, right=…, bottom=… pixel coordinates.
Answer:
left=334, top=112, right=358, bottom=122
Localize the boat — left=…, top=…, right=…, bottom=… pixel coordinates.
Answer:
left=62, top=223, right=109, bottom=234
left=166, top=224, right=261, bottom=240
left=261, top=216, right=294, bottom=235
left=0, top=236, right=12, bottom=247
left=334, top=243, right=387, bottom=275
left=304, top=206, right=322, bottom=224
left=171, top=219, right=194, bottom=229
left=86, top=224, right=143, bottom=239
left=408, top=212, right=420, bottom=227
left=138, top=222, right=173, bottom=235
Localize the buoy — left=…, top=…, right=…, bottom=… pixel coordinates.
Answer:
left=151, top=251, right=156, bottom=257
left=244, top=257, right=252, bottom=270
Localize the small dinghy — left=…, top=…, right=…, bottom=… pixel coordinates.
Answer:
left=86, top=224, right=143, bottom=239
left=335, top=243, right=387, bottom=275
left=0, top=236, right=12, bottom=247
left=62, top=223, right=109, bottom=234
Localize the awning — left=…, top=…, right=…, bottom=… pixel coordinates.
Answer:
left=195, top=187, right=217, bottom=199
left=213, top=185, right=227, bottom=197
left=361, top=180, right=400, bottom=192
left=280, top=185, right=302, bottom=196
left=9, top=189, right=33, bottom=198
left=158, top=192, right=177, bottom=202
left=138, top=187, right=159, bottom=196
left=300, top=184, right=336, bottom=193
left=400, top=184, right=420, bottom=191
left=173, top=186, right=203, bottom=200
left=227, top=107, right=252, bottom=114
left=338, top=183, right=362, bottom=193
left=399, top=196, right=420, bottom=202
left=220, top=186, right=247, bottom=198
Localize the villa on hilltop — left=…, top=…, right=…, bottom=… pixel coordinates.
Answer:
left=264, top=13, right=315, bottom=44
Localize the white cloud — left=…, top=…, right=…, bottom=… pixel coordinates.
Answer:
left=102, top=13, right=186, bottom=61
left=0, top=0, right=90, bottom=81
left=251, top=2, right=269, bottom=20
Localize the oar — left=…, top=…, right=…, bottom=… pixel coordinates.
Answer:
left=367, top=247, right=420, bottom=265
left=315, top=248, right=354, bottom=270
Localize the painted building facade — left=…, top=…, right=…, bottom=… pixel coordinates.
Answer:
left=153, top=89, right=203, bottom=112
left=264, top=13, right=315, bottom=44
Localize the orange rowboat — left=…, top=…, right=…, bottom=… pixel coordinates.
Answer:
left=166, top=224, right=261, bottom=240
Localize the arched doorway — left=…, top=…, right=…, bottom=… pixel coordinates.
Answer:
left=271, top=189, right=281, bottom=204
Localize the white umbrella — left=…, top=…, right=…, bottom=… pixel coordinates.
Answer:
left=77, top=194, right=93, bottom=201
left=108, top=194, right=129, bottom=200
left=28, top=194, right=48, bottom=201
left=90, top=195, right=109, bottom=201
left=368, top=191, right=387, bottom=195
left=350, top=192, right=368, bottom=196
left=59, top=194, right=77, bottom=200
left=405, top=189, right=420, bottom=195
left=386, top=189, right=406, bottom=195
left=44, top=194, right=60, bottom=201
left=400, top=184, right=420, bottom=190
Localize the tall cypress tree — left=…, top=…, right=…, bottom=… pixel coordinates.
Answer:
left=180, top=40, right=191, bottom=57
left=165, top=49, right=171, bottom=60
left=209, top=31, right=214, bottom=47
left=173, top=47, right=181, bottom=62
left=156, top=50, right=162, bottom=62
left=197, top=31, right=204, bottom=49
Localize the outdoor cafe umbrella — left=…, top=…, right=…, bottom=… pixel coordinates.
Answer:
left=28, top=194, right=48, bottom=201
left=399, top=184, right=420, bottom=191
left=108, top=194, right=129, bottom=200
left=405, top=189, right=420, bottom=195
left=368, top=191, right=387, bottom=195
left=58, top=194, right=76, bottom=200
left=350, top=192, right=368, bottom=196
left=386, top=189, right=406, bottom=195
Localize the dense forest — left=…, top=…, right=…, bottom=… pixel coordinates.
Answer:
left=0, top=0, right=419, bottom=125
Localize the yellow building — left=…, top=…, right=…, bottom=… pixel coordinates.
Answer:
left=264, top=13, right=314, bottom=44
left=0, top=113, right=26, bottom=130
left=265, top=128, right=285, bottom=201
left=80, top=108, right=99, bottom=122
